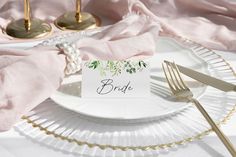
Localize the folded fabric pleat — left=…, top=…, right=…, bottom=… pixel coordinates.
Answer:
left=77, top=14, right=159, bottom=60
left=0, top=48, right=66, bottom=131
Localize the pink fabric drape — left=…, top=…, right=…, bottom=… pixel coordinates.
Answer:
left=0, top=0, right=236, bottom=131
left=1, top=0, right=236, bottom=51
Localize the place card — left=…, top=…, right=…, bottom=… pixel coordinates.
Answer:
left=82, top=60, right=150, bottom=98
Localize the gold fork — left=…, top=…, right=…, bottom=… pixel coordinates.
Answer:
left=162, top=60, right=236, bottom=157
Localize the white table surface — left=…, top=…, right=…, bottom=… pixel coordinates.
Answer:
left=0, top=51, right=235, bottom=157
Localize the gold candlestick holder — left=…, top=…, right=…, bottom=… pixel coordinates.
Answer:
left=6, top=0, right=52, bottom=39
left=54, top=0, right=101, bottom=31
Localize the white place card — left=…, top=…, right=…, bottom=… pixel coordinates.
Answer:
left=82, top=60, right=150, bottom=98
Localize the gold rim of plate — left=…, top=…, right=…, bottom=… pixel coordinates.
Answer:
left=21, top=35, right=236, bottom=151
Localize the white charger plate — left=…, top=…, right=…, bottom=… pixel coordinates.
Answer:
left=50, top=37, right=208, bottom=122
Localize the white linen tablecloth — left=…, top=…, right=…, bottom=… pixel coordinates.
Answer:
left=0, top=51, right=235, bottom=157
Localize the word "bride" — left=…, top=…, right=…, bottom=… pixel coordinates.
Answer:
left=96, top=79, right=133, bottom=95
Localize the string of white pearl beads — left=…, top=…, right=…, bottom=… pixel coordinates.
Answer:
left=56, top=42, right=82, bottom=75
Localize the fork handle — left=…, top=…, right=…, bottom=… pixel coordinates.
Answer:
left=190, top=98, right=236, bottom=157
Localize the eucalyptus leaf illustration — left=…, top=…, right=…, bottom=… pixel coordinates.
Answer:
left=89, top=61, right=100, bottom=69
left=85, top=60, right=148, bottom=76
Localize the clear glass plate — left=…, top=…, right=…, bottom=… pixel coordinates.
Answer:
left=14, top=34, right=236, bottom=157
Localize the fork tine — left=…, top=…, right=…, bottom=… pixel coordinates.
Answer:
left=171, top=62, right=190, bottom=90
left=162, top=63, right=176, bottom=93
left=165, top=62, right=181, bottom=90
left=166, top=62, right=185, bottom=90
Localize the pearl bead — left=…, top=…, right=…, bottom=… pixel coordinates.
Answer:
left=56, top=42, right=82, bottom=75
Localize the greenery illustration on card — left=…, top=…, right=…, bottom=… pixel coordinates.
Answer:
left=85, top=60, right=148, bottom=76
left=82, top=60, right=150, bottom=98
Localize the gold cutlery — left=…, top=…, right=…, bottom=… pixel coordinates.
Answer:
left=166, top=61, right=236, bottom=92
left=162, top=60, right=236, bottom=157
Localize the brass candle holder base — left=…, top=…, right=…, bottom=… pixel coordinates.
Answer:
left=6, top=19, right=52, bottom=39
left=54, top=11, right=101, bottom=31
